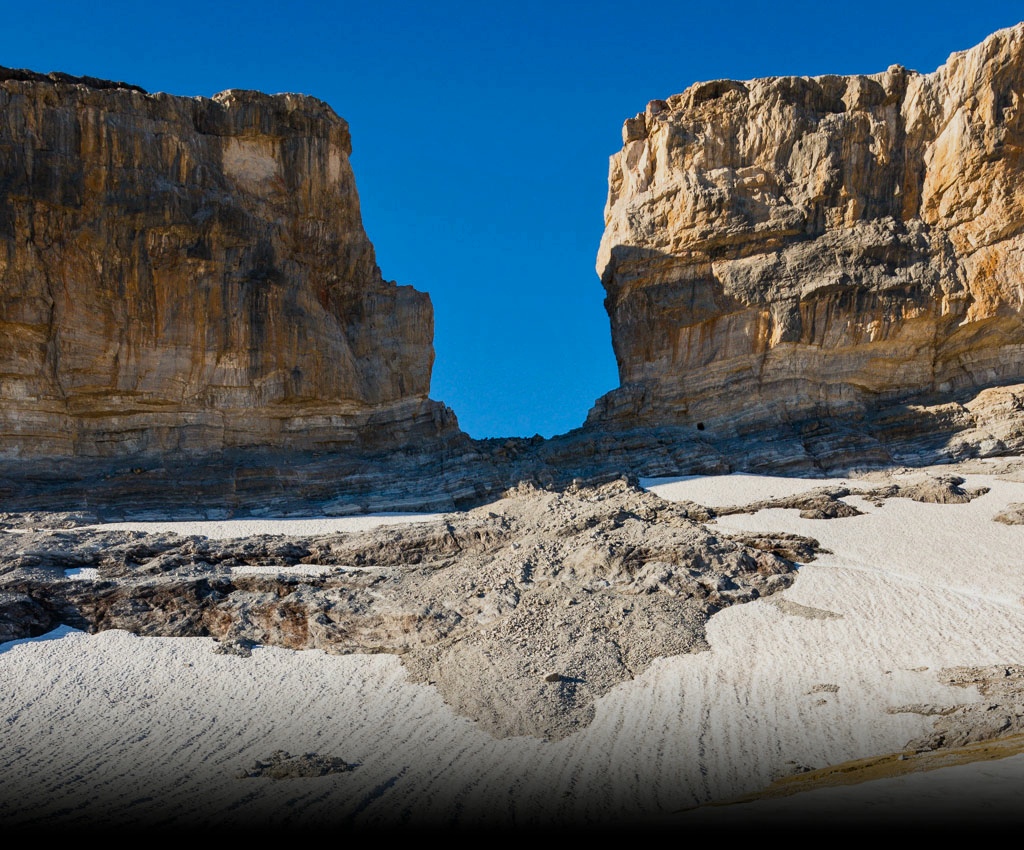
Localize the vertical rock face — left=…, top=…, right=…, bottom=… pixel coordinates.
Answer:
left=0, top=68, right=455, bottom=458
left=591, top=23, right=1024, bottom=435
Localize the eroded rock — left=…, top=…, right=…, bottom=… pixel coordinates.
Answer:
left=714, top=475, right=989, bottom=517
left=993, top=503, right=1024, bottom=524
left=0, top=69, right=456, bottom=459
left=899, top=665, right=1024, bottom=751
left=0, top=479, right=808, bottom=740
left=236, top=750, right=356, bottom=779
left=592, top=24, right=1024, bottom=441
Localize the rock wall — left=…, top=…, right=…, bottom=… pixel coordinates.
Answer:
left=591, top=23, right=1024, bottom=436
left=0, top=68, right=456, bottom=458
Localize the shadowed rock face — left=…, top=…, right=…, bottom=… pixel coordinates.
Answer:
left=0, top=68, right=455, bottom=457
left=592, top=23, right=1024, bottom=436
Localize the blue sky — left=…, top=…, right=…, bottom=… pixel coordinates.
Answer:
left=2, top=2, right=1021, bottom=438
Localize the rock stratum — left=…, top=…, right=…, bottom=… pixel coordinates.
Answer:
left=592, top=22, right=1024, bottom=439
left=0, top=67, right=455, bottom=459
left=5, top=26, right=1024, bottom=517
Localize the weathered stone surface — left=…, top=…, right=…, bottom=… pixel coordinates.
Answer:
left=1, top=377, right=1022, bottom=518
left=7, top=33, right=1024, bottom=516
left=898, top=665, right=1024, bottom=752
left=713, top=475, right=989, bottom=518
left=0, top=478, right=803, bottom=739
left=0, top=67, right=455, bottom=458
left=236, top=750, right=355, bottom=779
left=591, top=23, right=1024, bottom=436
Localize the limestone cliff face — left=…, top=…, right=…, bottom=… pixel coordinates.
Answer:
left=0, top=68, right=455, bottom=458
left=591, top=23, right=1024, bottom=434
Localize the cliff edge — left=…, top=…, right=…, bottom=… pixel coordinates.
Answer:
left=591, top=23, right=1024, bottom=441
left=0, top=68, right=457, bottom=458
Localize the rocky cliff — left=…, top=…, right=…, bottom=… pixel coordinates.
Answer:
left=591, top=23, right=1024, bottom=438
left=8, top=28, right=1024, bottom=519
left=0, top=68, right=457, bottom=459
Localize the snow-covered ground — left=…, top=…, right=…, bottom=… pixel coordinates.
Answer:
left=3, top=462, right=1023, bottom=832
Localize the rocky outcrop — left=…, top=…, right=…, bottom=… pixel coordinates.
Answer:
left=0, top=478, right=804, bottom=739
left=0, top=468, right=1006, bottom=740
left=8, top=28, right=1024, bottom=517
left=0, top=67, right=456, bottom=458
left=592, top=23, right=1024, bottom=436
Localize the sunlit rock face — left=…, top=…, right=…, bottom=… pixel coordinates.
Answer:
left=591, top=23, right=1024, bottom=435
left=0, top=68, right=455, bottom=458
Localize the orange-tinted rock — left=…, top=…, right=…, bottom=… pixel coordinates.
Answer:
left=0, top=68, right=453, bottom=457
left=592, top=24, right=1024, bottom=435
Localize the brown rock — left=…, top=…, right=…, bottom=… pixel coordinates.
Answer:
left=591, top=24, right=1024, bottom=437
left=0, top=69, right=455, bottom=458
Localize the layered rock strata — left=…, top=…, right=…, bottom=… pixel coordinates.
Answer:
left=0, top=67, right=455, bottom=458
left=4, top=379, right=1024, bottom=518
left=9, top=28, right=1024, bottom=518
left=592, top=23, right=1024, bottom=436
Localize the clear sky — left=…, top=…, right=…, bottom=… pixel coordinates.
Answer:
left=1, top=2, right=1021, bottom=438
